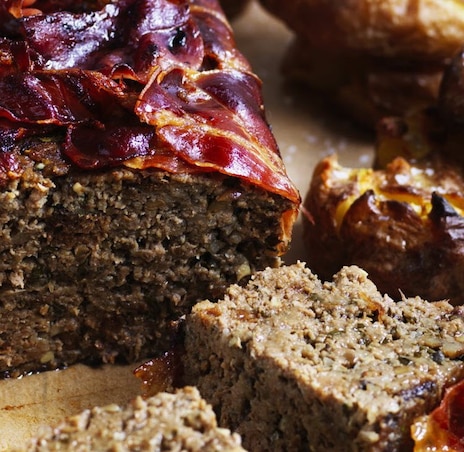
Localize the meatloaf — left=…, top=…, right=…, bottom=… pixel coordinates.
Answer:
left=183, top=262, right=464, bottom=451
left=0, top=1, right=300, bottom=377
left=17, top=386, right=246, bottom=451
left=0, top=143, right=295, bottom=377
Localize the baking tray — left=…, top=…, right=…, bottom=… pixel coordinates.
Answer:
left=0, top=2, right=373, bottom=448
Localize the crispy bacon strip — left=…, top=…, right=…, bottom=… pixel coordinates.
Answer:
left=135, top=67, right=296, bottom=198
left=0, top=0, right=299, bottom=203
left=0, top=70, right=129, bottom=123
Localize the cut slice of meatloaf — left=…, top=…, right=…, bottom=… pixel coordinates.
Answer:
left=16, top=386, right=246, bottom=451
left=0, top=139, right=295, bottom=378
left=183, top=262, right=464, bottom=452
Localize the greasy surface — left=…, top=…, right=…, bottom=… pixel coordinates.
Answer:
left=0, top=2, right=374, bottom=449
left=183, top=263, right=464, bottom=451
left=17, top=387, right=245, bottom=451
left=412, top=379, right=464, bottom=450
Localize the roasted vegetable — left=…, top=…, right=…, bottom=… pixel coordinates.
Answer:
left=281, top=43, right=444, bottom=127
left=302, top=40, right=464, bottom=305
left=412, top=378, right=464, bottom=451
left=373, top=46, right=464, bottom=168
left=302, top=154, right=464, bottom=305
left=259, top=0, right=464, bottom=126
left=259, top=0, right=464, bottom=59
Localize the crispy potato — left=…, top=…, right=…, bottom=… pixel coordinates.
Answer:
left=435, top=47, right=464, bottom=166
left=301, top=54, right=464, bottom=305
left=302, top=154, right=464, bottom=305
left=259, top=0, right=464, bottom=59
left=370, top=47, right=464, bottom=166
left=374, top=108, right=444, bottom=168
left=283, top=40, right=444, bottom=126
left=260, top=0, right=464, bottom=126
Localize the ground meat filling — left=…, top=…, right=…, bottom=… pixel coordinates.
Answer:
left=18, top=387, right=246, bottom=451
left=0, top=139, right=293, bottom=377
left=183, top=263, right=464, bottom=451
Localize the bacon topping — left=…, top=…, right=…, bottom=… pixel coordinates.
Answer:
left=0, top=0, right=299, bottom=203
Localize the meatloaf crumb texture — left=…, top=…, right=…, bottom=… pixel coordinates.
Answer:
left=0, top=143, right=293, bottom=377
left=183, top=262, right=464, bottom=452
left=16, top=387, right=246, bottom=451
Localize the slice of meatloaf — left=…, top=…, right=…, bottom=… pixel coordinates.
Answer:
left=183, top=262, right=464, bottom=451
left=0, top=139, right=295, bottom=378
left=17, top=386, right=246, bottom=451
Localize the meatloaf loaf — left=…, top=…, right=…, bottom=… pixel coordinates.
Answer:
left=17, top=386, right=246, bottom=451
left=0, top=145, right=296, bottom=377
left=0, top=0, right=299, bottom=377
left=183, top=262, right=464, bottom=451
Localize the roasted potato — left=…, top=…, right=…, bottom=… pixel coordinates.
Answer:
left=259, top=0, right=464, bottom=126
left=372, top=46, right=464, bottom=166
left=300, top=14, right=464, bottom=305
left=282, top=41, right=444, bottom=126
left=436, top=47, right=464, bottom=166
left=302, top=154, right=464, bottom=305
left=259, top=0, right=464, bottom=59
